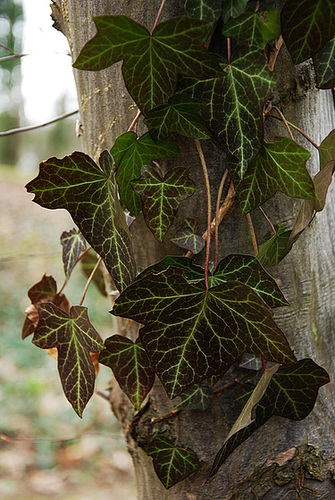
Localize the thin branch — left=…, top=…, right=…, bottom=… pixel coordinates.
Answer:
left=0, top=43, right=15, bottom=54
left=265, top=112, right=319, bottom=150
left=151, top=0, right=167, bottom=34
left=78, top=256, right=102, bottom=306
left=258, top=206, right=276, bottom=235
left=195, top=139, right=212, bottom=290
left=246, top=213, right=258, bottom=256
left=128, top=108, right=142, bottom=132
left=271, top=105, right=294, bottom=140
left=214, top=170, right=228, bottom=270
left=0, top=53, right=27, bottom=63
left=0, top=110, right=79, bottom=137
left=227, top=37, right=231, bottom=64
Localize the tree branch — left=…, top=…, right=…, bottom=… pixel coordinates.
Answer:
left=0, top=110, right=79, bottom=137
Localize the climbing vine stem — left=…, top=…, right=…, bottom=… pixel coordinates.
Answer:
left=78, top=256, right=102, bottom=306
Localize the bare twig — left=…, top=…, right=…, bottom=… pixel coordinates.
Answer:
left=271, top=105, right=294, bottom=140
left=0, top=110, right=79, bottom=137
left=265, top=112, right=319, bottom=150
left=214, top=170, right=228, bottom=270
left=0, top=53, right=27, bottom=63
left=246, top=213, right=259, bottom=256
left=79, top=256, right=102, bottom=306
left=258, top=207, right=276, bottom=235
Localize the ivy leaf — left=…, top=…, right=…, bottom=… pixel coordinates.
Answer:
left=313, top=37, right=335, bottom=88
left=178, top=46, right=276, bottom=177
left=222, top=8, right=281, bottom=48
left=80, top=250, right=107, bottom=296
left=257, top=228, right=292, bottom=267
left=174, top=383, right=214, bottom=411
left=132, top=166, right=196, bottom=243
left=32, top=303, right=104, bottom=417
left=144, top=95, right=210, bottom=143
left=233, top=138, right=314, bottom=215
left=171, top=218, right=205, bottom=254
left=280, top=0, right=335, bottom=65
left=209, top=359, right=330, bottom=477
left=222, top=0, right=249, bottom=23
left=111, top=131, right=180, bottom=216
left=289, top=160, right=335, bottom=244
left=184, top=0, right=224, bottom=24
left=60, top=229, right=87, bottom=280
left=99, top=335, right=155, bottom=410
left=26, top=150, right=136, bottom=292
left=319, top=129, right=335, bottom=169
left=113, top=267, right=296, bottom=398
left=73, top=16, right=221, bottom=113
left=22, top=275, right=71, bottom=340
left=136, top=254, right=288, bottom=309
left=145, top=436, right=200, bottom=489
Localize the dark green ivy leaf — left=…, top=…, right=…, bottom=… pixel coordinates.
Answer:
left=281, top=0, right=335, bottom=65
left=313, top=37, right=335, bottom=89
left=178, top=46, right=276, bottom=177
left=26, top=150, right=136, bottom=292
left=144, top=95, right=210, bottom=143
left=233, top=137, right=313, bottom=215
left=113, top=267, right=296, bottom=398
left=73, top=16, right=221, bottom=113
left=221, top=0, right=249, bottom=23
left=222, top=8, right=281, bottom=48
left=111, top=131, right=180, bottom=216
left=33, top=303, right=104, bottom=417
left=170, top=218, right=205, bottom=254
left=145, top=436, right=200, bottom=489
left=184, top=0, right=224, bottom=24
left=99, top=335, right=155, bottom=410
left=60, top=229, right=87, bottom=280
left=136, top=254, right=288, bottom=309
left=174, top=383, right=214, bottom=411
left=209, top=359, right=330, bottom=478
left=319, top=129, right=335, bottom=169
left=132, top=166, right=196, bottom=243
left=257, top=228, right=292, bottom=267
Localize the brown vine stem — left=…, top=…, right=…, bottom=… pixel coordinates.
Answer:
left=184, top=181, right=236, bottom=259
left=265, top=113, right=319, bottom=150
left=271, top=105, right=294, bottom=140
left=58, top=246, right=92, bottom=295
left=79, top=256, right=102, bottom=306
left=227, top=37, right=231, bottom=64
left=258, top=206, right=276, bottom=235
left=127, top=108, right=142, bottom=132
left=214, top=170, right=228, bottom=270
left=246, top=213, right=259, bottom=256
left=151, top=0, right=167, bottom=34
left=195, top=139, right=212, bottom=290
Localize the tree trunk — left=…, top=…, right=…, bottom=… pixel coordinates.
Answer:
left=55, top=1, right=335, bottom=497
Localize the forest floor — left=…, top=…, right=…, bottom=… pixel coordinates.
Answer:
left=0, top=165, right=136, bottom=499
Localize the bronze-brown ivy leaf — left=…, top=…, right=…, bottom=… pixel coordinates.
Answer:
left=32, top=303, right=104, bottom=417
left=99, top=335, right=155, bottom=410
left=60, top=229, right=87, bottom=280
left=132, top=166, right=196, bottom=243
left=26, top=150, right=136, bottom=292
left=171, top=218, right=205, bottom=254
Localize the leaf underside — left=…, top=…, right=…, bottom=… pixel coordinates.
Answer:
left=171, top=218, right=205, bottom=254
left=60, top=229, right=87, bottom=280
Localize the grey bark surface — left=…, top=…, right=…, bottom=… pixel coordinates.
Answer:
left=56, top=0, right=335, bottom=498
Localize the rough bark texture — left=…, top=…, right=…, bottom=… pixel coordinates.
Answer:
left=56, top=0, right=335, bottom=498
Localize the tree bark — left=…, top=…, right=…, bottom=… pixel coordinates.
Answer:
left=56, top=0, right=335, bottom=497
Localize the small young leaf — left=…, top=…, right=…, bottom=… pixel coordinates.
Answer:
left=184, top=0, right=224, bottom=24
left=319, top=129, right=335, bottom=169
left=99, top=335, right=155, bottom=410
left=209, top=359, right=330, bottom=477
left=113, top=267, right=296, bottom=398
left=145, top=436, right=200, bottom=489
left=73, top=16, right=221, bottom=113
left=222, top=8, right=281, bottom=48
left=171, top=218, right=205, bottom=254
left=174, top=383, right=214, bottom=411
left=132, top=166, right=196, bottom=243
left=257, top=228, right=292, bottom=267
left=32, top=303, right=104, bottom=417
left=178, top=46, right=276, bottom=177
left=144, top=95, right=210, bottom=143
left=281, top=0, right=335, bottom=65
left=26, top=150, right=136, bottom=292
left=313, top=37, right=335, bottom=88
left=60, top=229, right=87, bottom=280
left=111, top=131, right=180, bottom=216
left=22, top=275, right=71, bottom=340
left=221, top=0, right=249, bottom=23
left=233, top=137, right=313, bottom=215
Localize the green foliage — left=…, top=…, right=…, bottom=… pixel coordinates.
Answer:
left=111, top=131, right=180, bottom=215
left=73, top=16, right=221, bottom=113
left=23, top=1, right=335, bottom=490
left=132, top=166, right=196, bottom=242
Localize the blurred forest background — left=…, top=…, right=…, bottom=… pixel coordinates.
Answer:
left=0, top=1, right=135, bottom=498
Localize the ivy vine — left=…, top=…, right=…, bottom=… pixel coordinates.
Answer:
left=23, top=0, right=334, bottom=489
